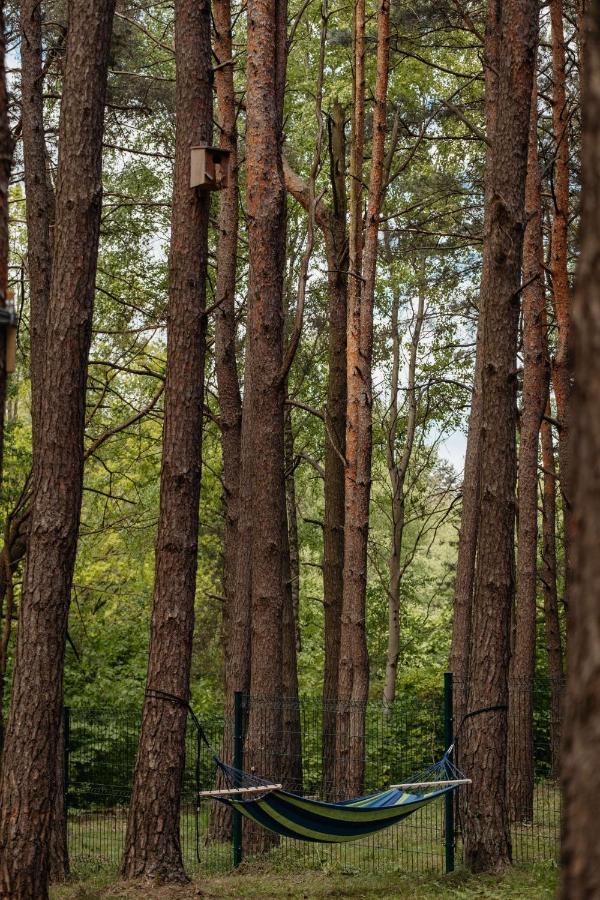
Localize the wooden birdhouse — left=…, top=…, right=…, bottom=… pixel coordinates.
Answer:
left=190, top=145, right=231, bottom=191
left=0, top=293, right=17, bottom=374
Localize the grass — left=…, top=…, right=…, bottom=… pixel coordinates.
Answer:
left=60, top=782, right=560, bottom=897
left=66, top=781, right=560, bottom=878
left=50, top=861, right=558, bottom=899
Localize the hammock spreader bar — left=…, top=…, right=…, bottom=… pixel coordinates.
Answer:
left=203, top=754, right=469, bottom=844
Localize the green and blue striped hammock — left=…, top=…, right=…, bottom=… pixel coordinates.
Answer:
left=200, top=751, right=468, bottom=843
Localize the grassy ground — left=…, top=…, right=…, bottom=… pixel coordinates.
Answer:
left=50, top=861, right=557, bottom=899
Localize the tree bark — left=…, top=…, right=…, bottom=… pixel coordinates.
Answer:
left=449, top=0, right=500, bottom=713
left=0, top=0, right=11, bottom=491
left=383, top=273, right=425, bottom=707
left=549, top=0, right=574, bottom=565
left=0, top=1, right=115, bottom=894
left=241, top=0, right=288, bottom=851
left=540, top=403, right=563, bottom=776
left=322, top=106, right=348, bottom=760
left=336, top=0, right=390, bottom=799
left=121, top=0, right=211, bottom=882
left=209, top=0, right=243, bottom=843
left=21, top=0, right=54, bottom=446
left=282, top=101, right=348, bottom=798
left=214, top=0, right=242, bottom=704
left=560, top=3, right=600, bottom=892
left=461, top=0, right=538, bottom=872
left=20, top=2, right=69, bottom=879
left=508, top=78, right=548, bottom=823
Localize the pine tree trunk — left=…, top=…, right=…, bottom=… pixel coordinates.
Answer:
left=0, top=0, right=11, bottom=490
left=20, top=2, right=69, bottom=878
left=383, top=277, right=424, bottom=707
left=121, top=0, right=211, bottom=882
left=549, top=0, right=574, bottom=568
left=321, top=102, right=348, bottom=796
left=0, top=2, right=115, bottom=894
left=21, top=0, right=54, bottom=445
left=508, top=79, right=547, bottom=823
left=449, top=0, right=500, bottom=717
left=282, top=102, right=348, bottom=798
left=540, top=406, right=563, bottom=776
left=336, top=0, right=390, bottom=800
left=214, top=0, right=242, bottom=700
left=462, top=0, right=538, bottom=872
left=241, top=0, right=288, bottom=853
left=560, top=4, right=600, bottom=892
left=209, top=0, right=243, bottom=844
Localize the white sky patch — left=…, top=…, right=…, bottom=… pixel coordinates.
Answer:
left=437, top=428, right=467, bottom=473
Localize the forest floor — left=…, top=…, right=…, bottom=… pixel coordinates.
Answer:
left=51, top=861, right=557, bottom=899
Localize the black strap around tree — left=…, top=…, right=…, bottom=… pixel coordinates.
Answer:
left=455, top=703, right=508, bottom=739
left=145, top=687, right=213, bottom=750
left=145, top=687, right=215, bottom=864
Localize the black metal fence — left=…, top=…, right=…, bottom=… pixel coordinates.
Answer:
left=65, top=675, right=561, bottom=877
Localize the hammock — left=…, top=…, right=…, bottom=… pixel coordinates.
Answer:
left=199, top=751, right=469, bottom=843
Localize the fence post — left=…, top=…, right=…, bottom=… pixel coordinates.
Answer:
left=444, top=672, right=454, bottom=873
left=63, top=705, right=70, bottom=816
left=232, top=691, right=243, bottom=868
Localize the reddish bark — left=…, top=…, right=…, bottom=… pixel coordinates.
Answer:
left=214, top=0, right=242, bottom=704
left=461, top=0, right=538, bottom=872
left=336, top=0, right=390, bottom=798
left=20, top=4, right=68, bottom=878
left=121, top=0, right=212, bottom=882
left=450, top=0, right=500, bottom=705
left=283, top=103, right=348, bottom=796
left=549, top=0, right=574, bottom=562
left=508, top=78, right=548, bottom=823
left=0, top=1, right=115, bottom=894
left=209, top=0, right=243, bottom=842
left=21, top=0, right=54, bottom=446
left=540, top=403, right=563, bottom=776
left=321, top=103, right=348, bottom=792
left=560, top=3, right=600, bottom=892
left=241, top=0, right=288, bottom=851
left=0, top=0, right=11, bottom=488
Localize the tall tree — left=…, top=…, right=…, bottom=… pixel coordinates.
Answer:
left=0, top=0, right=115, bottom=893
left=209, top=0, right=242, bottom=842
left=336, top=0, right=390, bottom=798
left=19, top=1, right=69, bottom=878
left=549, top=0, right=574, bottom=556
left=0, top=0, right=12, bottom=489
left=560, top=2, right=600, bottom=893
left=320, top=101, right=347, bottom=792
left=461, top=0, right=538, bottom=871
left=241, top=0, right=288, bottom=812
left=21, top=0, right=54, bottom=445
left=121, top=0, right=212, bottom=882
left=540, top=400, right=563, bottom=774
left=508, top=75, right=548, bottom=823
left=449, top=0, right=500, bottom=709
left=214, top=0, right=242, bottom=708
left=283, top=99, right=348, bottom=795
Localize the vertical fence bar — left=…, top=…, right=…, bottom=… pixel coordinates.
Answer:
left=232, top=691, right=243, bottom=868
left=444, top=673, right=454, bottom=873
